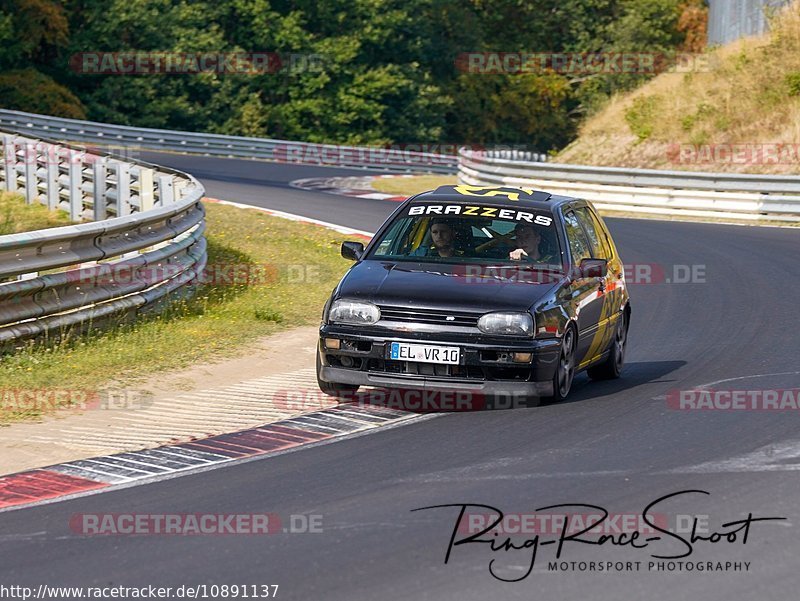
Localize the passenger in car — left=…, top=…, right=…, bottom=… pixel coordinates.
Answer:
left=509, top=223, right=554, bottom=262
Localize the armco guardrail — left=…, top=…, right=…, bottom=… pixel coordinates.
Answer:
left=0, top=109, right=458, bottom=174
left=0, top=129, right=206, bottom=347
left=459, top=149, right=800, bottom=222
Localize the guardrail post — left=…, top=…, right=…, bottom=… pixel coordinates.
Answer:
left=157, top=174, right=174, bottom=205
left=46, top=146, right=61, bottom=210
left=138, top=167, right=154, bottom=212
left=23, top=142, right=38, bottom=204
left=174, top=178, right=187, bottom=201
left=93, top=159, right=108, bottom=220
left=114, top=161, right=131, bottom=216
left=68, top=149, right=84, bottom=221
left=3, top=135, right=17, bottom=192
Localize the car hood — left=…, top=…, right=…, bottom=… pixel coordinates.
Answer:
left=335, top=260, right=563, bottom=313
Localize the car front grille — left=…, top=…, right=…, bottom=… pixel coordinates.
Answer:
left=365, top=358, right=530, bottom=381
left=378, top=306, right=480, bottom=327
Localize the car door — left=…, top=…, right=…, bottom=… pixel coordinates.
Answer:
left=578, top=205, right=626, bottom=314
left=573, top=205, right=624, bottom=365
left=562, top=207, right=605, bottom=365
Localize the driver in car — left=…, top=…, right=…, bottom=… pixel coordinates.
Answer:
left=412, top=219, right=463, bottom=258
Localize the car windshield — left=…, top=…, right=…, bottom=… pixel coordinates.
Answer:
left=367, top=202, right=562, bottom=268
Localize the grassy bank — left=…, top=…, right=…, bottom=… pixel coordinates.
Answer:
left=555, top=2, right=800, bottom=174
left=0, top=201, right=355, bottom=424
left=0, top=192, right=72, bottom=234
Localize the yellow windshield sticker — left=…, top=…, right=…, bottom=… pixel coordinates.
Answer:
left=453, top=185, right=536, bottom=201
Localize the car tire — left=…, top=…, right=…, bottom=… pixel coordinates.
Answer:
left=545, top=325, right=577, bottom=403
left=587, top=311, right=628, bottom=381
left=316, top=348, right=360, bottom=397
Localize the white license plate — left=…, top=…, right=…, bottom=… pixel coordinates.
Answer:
left=389, top=342, right=460, bottom=365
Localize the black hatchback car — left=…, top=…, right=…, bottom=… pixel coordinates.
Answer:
left=317, top=185, right=630, bottom=404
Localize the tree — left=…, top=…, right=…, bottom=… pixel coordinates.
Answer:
left=0, top=0, right=704, bottom=151
left=0, top=0, right=83, bottom=117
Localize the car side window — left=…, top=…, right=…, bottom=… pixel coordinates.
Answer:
left=373, top=216, right=414, bottom=255
left=563, top=210, right=592, bottom=265
left=575, top=206, right=610, bottom=260
left=587, top=207, right=615, bottom=259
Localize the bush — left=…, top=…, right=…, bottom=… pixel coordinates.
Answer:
left=787, top=72, right=800, bottom=96
left=0, top=68, right=85, bottom=118
left=624, top=95, right=662, bottom=141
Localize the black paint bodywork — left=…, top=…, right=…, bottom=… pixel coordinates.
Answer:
left=318, top=187, right=630, bottom=400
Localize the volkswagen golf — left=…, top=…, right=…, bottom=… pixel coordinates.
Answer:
left=317, top=185, right=630, bottom=404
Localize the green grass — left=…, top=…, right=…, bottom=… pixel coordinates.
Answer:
left=0, top=192, right=72, bottom=235
left=370, top=175, right=456, bottom=197
left=0, top=202, right=357, bottom=424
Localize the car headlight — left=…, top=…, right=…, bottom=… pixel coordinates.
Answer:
left=329, top=300, right=381, bottom=325
left=478, top=312, right=534, bottom=336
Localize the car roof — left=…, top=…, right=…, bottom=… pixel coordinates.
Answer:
left=410, top=185, right=577, bottom=212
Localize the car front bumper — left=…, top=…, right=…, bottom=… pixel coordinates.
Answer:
left=318, top=325, right=560, bottom=399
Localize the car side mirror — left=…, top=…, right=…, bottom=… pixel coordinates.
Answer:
left=341, top=241, right=365, bottom=261
left=580, top=258, right=608, bottom=278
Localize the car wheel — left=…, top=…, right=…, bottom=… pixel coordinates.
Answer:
left=316, top=347, right=360, bottom=397
left=546, top=326, right=576, bottom=403
left=588, top=312, right=628, bottom=381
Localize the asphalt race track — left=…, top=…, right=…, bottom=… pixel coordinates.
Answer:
left=1, top=154, right=799, bottom=600
left=140, top=151, right=398, bottom=231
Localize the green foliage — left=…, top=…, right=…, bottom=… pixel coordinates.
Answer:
left=449, top=72, right=576, bottom=149
left=624, top=95, right=662, bottom=141
left=680, top=101, right=714, bottom=132
left=733, top=49, right=752, bottom=71
left=0, top=0, right=68, bottom=67
left=0, top=0, right=699, bottom=151
left=0, top=191, right=72, bottom=235
left=253, top=309, right=283, bottom=322
left=0, top=68, right=85, bottom=117
left=575, top=0, right=694, bottom=113
left=608, top=0, right=685, bottom=51
left=787, top=72, right=800, bottom=96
